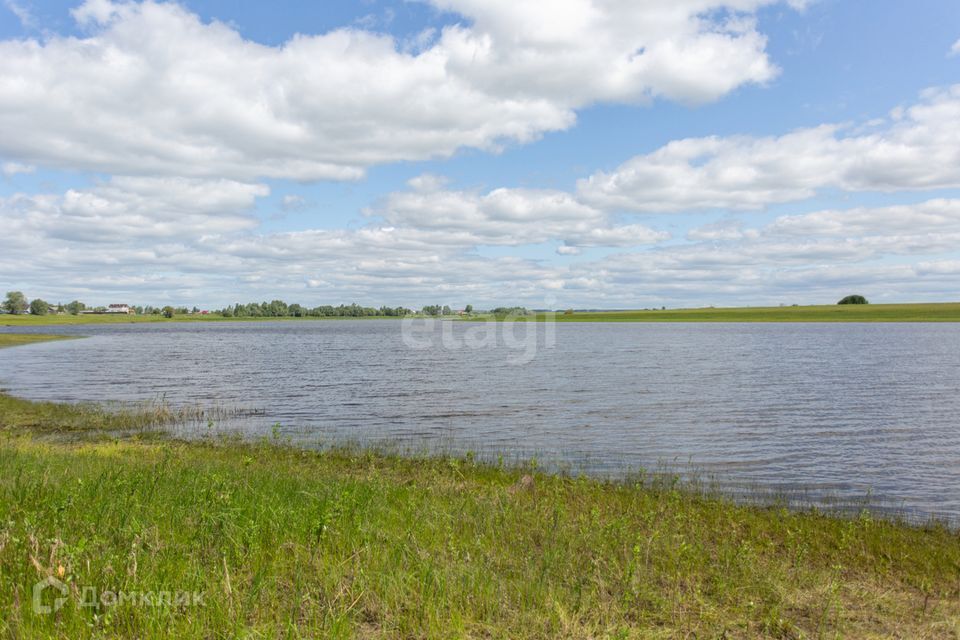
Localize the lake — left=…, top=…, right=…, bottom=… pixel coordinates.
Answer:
left=2, top=320, right=959, bottom=522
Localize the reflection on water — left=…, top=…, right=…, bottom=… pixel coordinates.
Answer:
left=2, top=320, right=959, bottom=522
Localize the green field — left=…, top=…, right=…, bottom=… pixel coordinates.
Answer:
left=4, top=302, right=960, bottom=327
left=1, top=336, right=958, bottom=638
left=533, top=302, right=960, bottom=322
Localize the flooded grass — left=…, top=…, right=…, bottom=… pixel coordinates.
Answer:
left=1, top=392, right=959, bottom=638
left=0, top=393, right=260, bottom=438
left=0, top=333, right=74, bottom=348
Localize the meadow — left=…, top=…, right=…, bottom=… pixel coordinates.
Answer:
left=1, top=334, right=959, bottom=638
left=537, top=302, right=960, bottom=323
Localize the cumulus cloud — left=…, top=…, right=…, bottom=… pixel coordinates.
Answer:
left=4, top=198, right=960, bottom=308
left=367, top=178, right=669, bottom=247
left=578, top=85, right=960, bottom=211
left=532, top=196, right=960, bottom=306
left=765, top=199, right=960, bottom=237
left=951, top=39, right=960, bottom=56
left=2, top=177, right=266, bottom=243
left=0, top=0, right=796, bottom=181
left=432, top=0, right=780, bottom=106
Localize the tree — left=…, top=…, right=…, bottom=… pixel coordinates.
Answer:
left=838, top=295, right=869, bottom=305
left=29, top=299, right=50, bottom=315
left=3, top=291, right=28, bottom=314
left=65, top=300, right=86, bottom=315
left=464, top=304, right=473, bottom=314
left=267, top=300, right=289, bottom=317
left=490, top=306, right=529, bottom=316
left=162, top=306, right=175, bottom=318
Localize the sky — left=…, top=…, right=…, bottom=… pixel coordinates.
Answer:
left=1, top=0, right=959, bottom=309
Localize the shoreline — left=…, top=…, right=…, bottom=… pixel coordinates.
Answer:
left=1, top=336, right=959, bottom=636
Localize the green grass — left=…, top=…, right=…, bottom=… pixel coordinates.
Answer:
left=1, top=336, right=959, bottom=637
left=8, top=301, right=960, bottom=326
left=0, top=395, right=958, bottom=637
left=529, top=302, right=960, bottom=322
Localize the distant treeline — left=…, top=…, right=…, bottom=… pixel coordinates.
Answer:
left=221, top=301, right=413, bottom=318
left=4, top=290, right=533, bottom=318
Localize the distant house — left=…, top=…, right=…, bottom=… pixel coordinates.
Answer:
left=106, top=304, right=133, bottom=314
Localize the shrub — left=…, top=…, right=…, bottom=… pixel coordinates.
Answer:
left=837, top=295, right=869, bottom=305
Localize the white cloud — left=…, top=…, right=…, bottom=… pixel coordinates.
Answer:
left=765, top=199, right=960, bottom=237
left=2, top=177, right=266, bottom=243
left=5, top=192, right=960, bottom=307
left=578, top=85, right=960, bottom=211
left=432, top=0, right=780, bottom=106
left=1, top=161, right=35, bottom=176
left=687, top=218, right=755, bottom=241
left=368, top=179, right=669, bottom=247
left=0, top=0, right=796, bottom=181
left=951, top=39, right=960, bottom=56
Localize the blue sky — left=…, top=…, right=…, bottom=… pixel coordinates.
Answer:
left=1, top=0, right=959, bottom=309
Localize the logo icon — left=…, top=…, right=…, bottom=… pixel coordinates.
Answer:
left=32, top=576, right=69, bottom=615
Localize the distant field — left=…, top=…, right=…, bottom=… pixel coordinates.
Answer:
left=534, top=302, right=960, bottom=322
left=4, top=302, right=960, bottom=327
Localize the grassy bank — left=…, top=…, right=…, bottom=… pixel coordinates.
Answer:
left=532, top=302, right=960, bottom=322
left=1, top=339, right=959, bottom=638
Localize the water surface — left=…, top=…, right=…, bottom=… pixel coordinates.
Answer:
left=2, top=320, right=958, bottom=521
